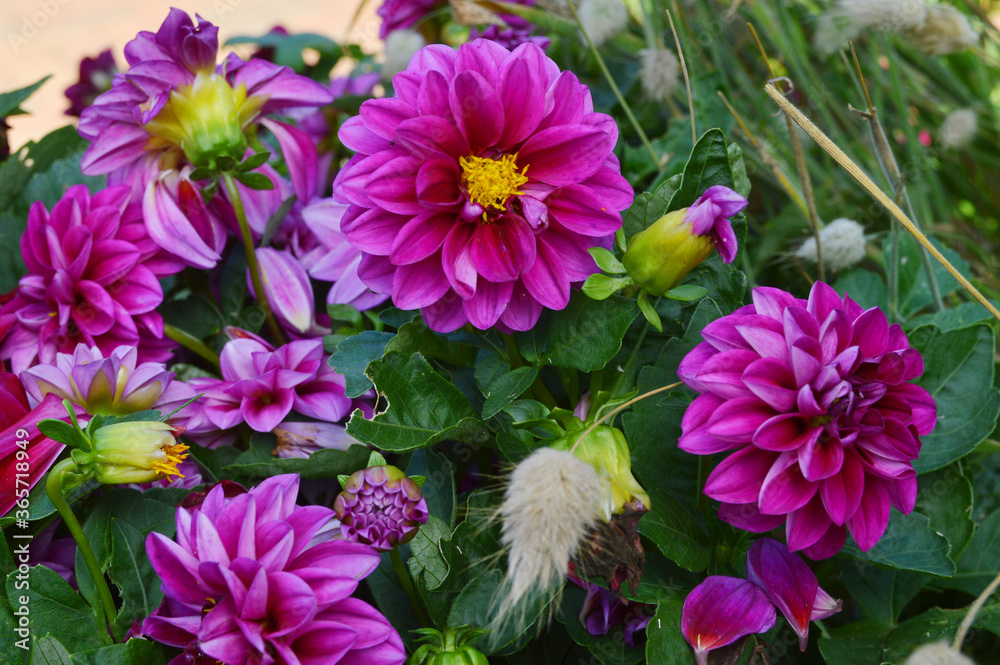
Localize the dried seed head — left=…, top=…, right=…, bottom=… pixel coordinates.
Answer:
left=903, top=642, right=976, bottom=665
left=577, top=0, right=629, bottom=47
left=939, top=109, right=978, bottom=149
left=639, top=47, right=680, bottom=102
left=905, top=5, right=977, bottom=55
left=836, top=0, right=928, bottom=32
left=795, top=218, right=867, bottom=272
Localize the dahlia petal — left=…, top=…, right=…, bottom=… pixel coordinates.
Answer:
left=887, top=474, right=918, bottom=515
left=113, top=264, right=164, bottom=314
left=414, top=159, right=462, bottom=208
left=498, top=283, right=543, bottom=332
left=357, top=255, right=396, bottom=295
left=539, top=70, right=587, bottom=130
left=518, top=125, right=613, bottom=186
left=339, top=115, right=392, bottom=155
left=73, top=281, right=116, bottom=335
left=261, top=118, right=319, bottom=202
left=463, top=279, right=513, bottom=329
left=366, top=156, right=425, bottom=215
left=806, top=281, right=845, bottom=323
left=417, top=70, right=453, bottom=118
left=145, top=532, right=206, bottom=605
left=785, top=496, right=834, bottom=552
left=395, top=115, right=469, bottom=159
left=391, top=257, right=450, bottom=311
left=697, top=350, right=760, bottom=400
left=499, top=56, right=545, bottom=147
left=745, top=538, right=821, bottom=650
left=705, top=398, right=777, bottom=443
left=798, top=435, right=844, bottom=482
left=582, top=166, right=635, bottom=211
left=682, top=576, right=777, bottom=664
left=341, top=207, right=409, bottom=256
left=847, top=479, right=891, bottom=552
left=751, top=287, right=801, bottom=320
left=521, top=234, right=571, bottom=310
left=703, top=446, right=778, bottom=504
left=389, top=212, right=454, bottom=265
left=470, top=215, right=536, bottom=282
left=852, top=308, right=890, bottom=358
left=716, top=502, right=786, bottom=532
left=737, top=325, right=788, bottom=361
left=545, top=184, right=624, bottom=236
left=743, top=358, right=798, bottom=412
left=754, top=413, right=820, bottom=453
left=450, top=70, right=504, bottom=148
left=714, top=218, right=739, bottom=263
left=421, top=292, right=470, bottom=333
left=800, top=524, right=848, bottom=559
left=143, top=178, right=221, bottom=270
left=759, top=452, right=819, bottom=515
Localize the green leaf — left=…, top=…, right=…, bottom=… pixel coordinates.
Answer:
left=446, top=569, right=547, bottom=655
left=5, top=566, right=103, bottom=653
left=622, top=175, right=681, bottom=239
left=834, top=269, right=889, bottom=312
left=907, top=301, right=1000, bottom=333
left=589, top=247, right=627, bottom=274
left=843, top=509, right=954, bottom=576
left=234, top=171, right=275, bottom=190
left=407, top=515, right=452, bottom=590
left=158, top=296, right=223, bottom=340
left=727, top=143, right=751, bottom=199
left=558, top=587, right=646, bottom=665
left=108, top=521, right=164, bottom=637
left=238, top=150, right=271, bottom=172
left=835, top=559, right=928, bottom=628
left=0, top=599, right=29, bottom=664
left=70, top=639, right=167, bottom=665
left=366, top=550, right=422, bottom=648
left=665, top=285, right=708, bottom=302
left=406, top=448, right=456, bottom=526
left=665, top=129, right=732, bottom=211
left=637, top=289, right=663, bottom=332
left=541, top=293, right=638, bottom=371
left=583, top=273, right=634, bottom=300
left=891, top=235, right=972, bottom=318
left=908, top=323, right=1000, bottom=472
left=646, top=599, right=695, bottom=665
left=639, top=487, right=712, bottom=572
left=915, top=464, right=975, bottom=559
left=482, top=366, right=539, bottom=419
left=36, top=420, right=89, bottom=451
left=346, top=352, right=487, bottom=452
left=33, top=636, right=72, bottom=665
left=223, top=435, right=370, bottom=479
left=0, top=76, right=50, bottom=116
left=942, top=508, right=1000, bottom=596
left=259, top=195, right=296, bottom=247
left=0, top=212, right=27, bottom=291
left=327, top=330, right=395, bottom=398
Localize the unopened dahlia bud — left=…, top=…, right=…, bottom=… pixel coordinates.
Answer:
left=905, top=5, right=977, bottom=55
left=904, top=642, right=976, bottom=665
left=143, top=71, right=261, bottom=170
left=623, top=185, right=747, bottom=295
left=85, top=421, right=189, bottom=484
left=794, top=218, right=867, bottom=272
left=334, top=464, right=429, bottom=550
left=639, top=48, right=679, bottom=102
left=552, top=424, right=649, bottom=522
left=410, top=626, right=489, bottom=665
left=498, top=447, right=603, bottom=615
left=940, top=109, right=977, bottom=149
left=682, top=576, right=776, bottom=665
left=577, top=0, right=629, bottom=46
left=383, top=29, right=426, bottom=79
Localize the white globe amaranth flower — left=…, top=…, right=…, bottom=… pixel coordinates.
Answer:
left=904, top=5, right=978, bottom=55
left=639, top=47, right=680, bottom=102
left=904, top=641, right=976, bottom=665
left=577, top=0, right=629, bottom=47
left=383, top=29, right=426, bottom=80
left=795, top=218, right=867, bottom=272
left=497, top=447, right=602, bottom=617
left=940, top=108, right=977, bottom=149
left=835, top=0, right=928, bottom=32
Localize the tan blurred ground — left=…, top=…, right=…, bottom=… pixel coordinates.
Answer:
left=0, top=0, right=379, bottom=146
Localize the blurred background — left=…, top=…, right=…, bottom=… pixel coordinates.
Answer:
left=0, top=0, right=376, bottom=144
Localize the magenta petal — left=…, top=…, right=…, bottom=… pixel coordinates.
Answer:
left=754, top=413, right=819, bottom=453
left=703, top=446, right=778, bottom=504
left=521, top=234, right=570, bottom=310
left=759, top=452, right=819, bottom=515
left=449, top=70, right=503, bottom=148
left=800, top=524, right=847, bottom=560
left=717, top=502, right=786, bottom=532
left=341, top=207, right=409, bottom=256
left=847, top=478, right=891, bottom=552
left=463, top=279, right=513, bottom=329
left=366, top=156, right=424, bottom=216
left=389, top=212, right=454, bottom=265
left=469, top=215, right=536, bottom=282
left=499, top=56, right=545, bottom=147
left=395, top=115, right=469, bottom=159
left=785, top=496, right=834, bottom=552
left=261, top=119, right=319, bottom=202
left=518, top=125, right=613, bottom=186
left=391, top=256, right=450, bottom=311
left=819, top=448, right=865, bottom=526
left=682, top=576, right=776, bottom=665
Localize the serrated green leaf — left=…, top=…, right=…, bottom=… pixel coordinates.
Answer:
left=6, top=566, right=103, bottom=653
left=108, top=521, right=162, bottom=638
left=843, top=509, right=954, bottom=576
left=69, top=638, right=167, bottom=665
left=33, top=636, right=72, bottom=665
left=942, top=508, right=1000, bottom=597
left=482, top=366, right=539, bottom=419
left=407, top=515, right=452, bottom=590
left=346, top=352, right=486, bottom=452
left=327, top=330, right=395, bottom=397
left=541, top=293, right=638, bottom=371
left=223, top=435, right=370, bottom=479
left=915, top=464, right=975, bottom=559
left=909, top=323, right=1000, bottom=472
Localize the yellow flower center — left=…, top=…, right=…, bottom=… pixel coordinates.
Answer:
left=459, top=153, right=529, bottom=216
left=143, top=71, right=266, bottom=168
left=152, top=441, right=190, bottom=481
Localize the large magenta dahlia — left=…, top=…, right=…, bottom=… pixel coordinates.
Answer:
left=333, top=39, right=633, bottom=332
left=677, top=282, right=936, bottom=559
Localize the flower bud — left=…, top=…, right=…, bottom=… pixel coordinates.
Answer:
left=334, top=465, right=428, bottom=550
left=144, top=71, right=263, bottom=169
left=682, top=576, right=776, bottom=665
left=552, top=424, right=650, bottom=522
left=410, top=626, right=490, bottom=665
left=86, top=421, right=189, bottom=484
left=250, top=248, right=318, bottom=335
left=623, top=186, right=746, bottom=296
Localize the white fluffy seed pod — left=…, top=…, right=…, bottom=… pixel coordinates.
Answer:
left=904, top=641, right=976, bottom=665
left=940, top=109, right=978, bottom=149
left=835, top=0, right=928, bottom=32
left=383, top=29, right=425, bottom=80
left=813, top=12, right=862, bottom=57
left=497, top=447, right=603, bottom=617
left=905, top=5, right=978, bottom=55
left=795, top=218, right=867, bottom=272
left=639, top=48, right=680, bottom=102
left=577, top=0, right=629, bottom=47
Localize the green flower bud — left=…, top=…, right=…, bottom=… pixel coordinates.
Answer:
left=622, top=209, right=713, bottom=297
left=552, top=424, right=650, bottom=523
left=84, top=421, right=189, bottom=485
left=409, top=626, right=489, bottom=665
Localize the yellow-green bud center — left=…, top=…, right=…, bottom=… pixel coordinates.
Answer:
left=622, top=208, right=714, bottom=296
left=90, top=421, right=189, bottom=484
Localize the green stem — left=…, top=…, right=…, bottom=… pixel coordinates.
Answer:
left=612, top=297, right=660, bottom=397
left=567, top=1, right=659, bottom=166
left=889, top=221, right=900, bottom=321
left=221, top=171, right=287, bottom=346
left=389, top=547, right=432, bottom=627
left=46, top=459, right=116, bottom=642
left=163, top=324, right=220, bottom=370
left=501, top=333, right=555, bottom=408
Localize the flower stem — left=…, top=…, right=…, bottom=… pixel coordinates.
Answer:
left=954, top=567, right=1000, bottom=651
left=567, top=1, right=659, bottom=166
left=163, top=323, right=220, bottom=370
left=571, top=381, right=682, bottom=453
left=389, top=547, right=432, bottom=627
left=46, top=459, right=117, bottom=642
left=220, top=171, right=287, bottom=346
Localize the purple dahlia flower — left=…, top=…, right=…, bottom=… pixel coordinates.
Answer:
left=78, top=8, right=333, bottom=270
left=377, top=0, right=442, bottom=39
left=569, top=569, right=654, bottom=648
left=20, top=343, right=193, bottom=416
left=334, top=465, right=429, bottom=550
left=64, top=49, right=119, bottom=117
left=0, top=185, right=170, bottom=374
left=334, top=39, right=633, bottom=332
left=143, top=474, right=405, bottom=665
left=678, top=282, right=937, bottom=559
